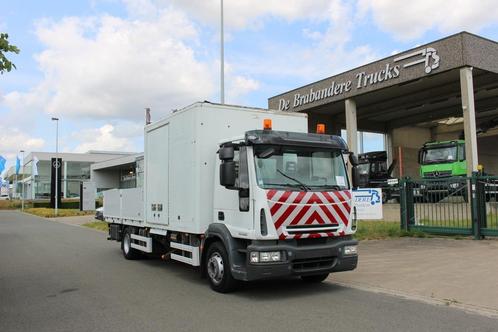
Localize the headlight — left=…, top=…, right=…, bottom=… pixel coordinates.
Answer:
left=249, top=251, right=283, bottom=263
left=344, top=245, right=358, bottom=256
left=270, top=251, right=281, bottom=261
left=250, top=252, right=259, bottom=263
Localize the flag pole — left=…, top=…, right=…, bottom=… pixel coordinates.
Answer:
left=220, top=0, right=225, bottom=104
left=20, top=150, right=24, bottom=211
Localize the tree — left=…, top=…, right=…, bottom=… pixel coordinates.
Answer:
left=0, top=33, right=20, bottom=74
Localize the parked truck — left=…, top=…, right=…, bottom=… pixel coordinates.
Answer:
left=357, top=151, right=398, bottom=203
left=418, top=140, right=498, bottom=202
left=104, top=102, right=359, bottom=292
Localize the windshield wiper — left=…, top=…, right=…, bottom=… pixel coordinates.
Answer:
left=276, top=169, right=311, bottom=191
left=309, top=184, right=342, bottom=191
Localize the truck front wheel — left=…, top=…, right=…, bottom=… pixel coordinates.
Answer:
left=206, top=242, right=238, bottom=293
left=121, top=228, right=141, bottom=260
left=301, top=273, right=329, bottom=283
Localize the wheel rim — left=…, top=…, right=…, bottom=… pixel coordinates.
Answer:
left=123, top=233, right=131, bottom=254
left=207, top=252, right=224, bottom=285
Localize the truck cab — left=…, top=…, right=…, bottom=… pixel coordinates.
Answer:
left=207, top=127, right=358, bottom=291
left=357, top=151, right=398, bottom=203
left=419, top=140, right=466, bottom=178
left=418, top=140, right=467, bottom=202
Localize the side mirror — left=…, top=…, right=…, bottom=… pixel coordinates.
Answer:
left=352, top=166, right=360, bottom=189
left=219, top=146, right=234, bottom=160
left=220, top=161, right=236, bottom=187
left=349, top=153, right=359, bottom=167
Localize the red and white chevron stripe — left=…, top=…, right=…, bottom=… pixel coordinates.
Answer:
left=266, top=189, right=352, bottom=240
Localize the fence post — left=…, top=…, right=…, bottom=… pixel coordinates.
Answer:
left=400, top=178, right=407, bottom=231
left=399, top=177, right=414, bottom=231
left=406, top=178, right=415, bottom=227
left=470, top=172, right=481, bottom=240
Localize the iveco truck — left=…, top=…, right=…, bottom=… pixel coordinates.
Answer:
left=104, top=102, right=359, bottom=292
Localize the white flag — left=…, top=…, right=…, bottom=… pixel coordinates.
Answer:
left=32, top=156, right=39, bottom=177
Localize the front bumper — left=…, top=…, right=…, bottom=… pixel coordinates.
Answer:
left=236, top=237, right=358, bottom=281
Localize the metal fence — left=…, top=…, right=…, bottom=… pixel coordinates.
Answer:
left=400, top=173, right=498, bottom=239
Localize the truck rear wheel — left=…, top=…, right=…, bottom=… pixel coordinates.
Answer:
left=301, top=273, right=329, bottom=283
left=121, top=228, right=141, bottom=260
left=206, top=242, right=237, bottom=293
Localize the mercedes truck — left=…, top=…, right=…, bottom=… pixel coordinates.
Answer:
left=104, top=102, right=359, bottom=292
left=418, top=140, right=497, bottom=202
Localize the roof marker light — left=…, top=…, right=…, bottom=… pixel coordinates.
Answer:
left=263, top=119, right=272, bottom=130
left=316, top=123, right=325, bottom=134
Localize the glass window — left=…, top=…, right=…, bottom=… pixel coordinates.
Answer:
left=422, top=145, right=457, bottom=164
left=458, top=144, right=465, bottom=161
left=254, top=146, right=348, bottom=190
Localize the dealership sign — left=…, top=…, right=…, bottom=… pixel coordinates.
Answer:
left=352, top=188, right=383, bottom=220
left=277, top=47, right=441, bottom=111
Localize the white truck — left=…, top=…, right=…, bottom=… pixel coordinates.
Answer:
left=104, top=102, right=360, bottom=292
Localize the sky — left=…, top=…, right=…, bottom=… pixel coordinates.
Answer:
left=1, top=0, right=498, bottom=175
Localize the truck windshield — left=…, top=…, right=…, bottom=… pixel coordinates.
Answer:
left=422, top=145, right=457, bottom=164
left=254, top=146, right=348, bottom=191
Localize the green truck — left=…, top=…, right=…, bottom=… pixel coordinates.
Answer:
left=418, top=139, right=498, bottom=202
left=418, top=140, right=468, bottom=202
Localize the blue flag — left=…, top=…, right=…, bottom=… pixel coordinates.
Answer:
left=0, top=155, right=6, bottom=174
left=15, top=156, right=20, bottom=175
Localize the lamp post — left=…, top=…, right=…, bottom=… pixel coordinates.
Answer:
left=20, top=150, right=24, bottom=211
left=220, top=0, right=225, bottom=104
left=52, top=117, right=59, bottom=216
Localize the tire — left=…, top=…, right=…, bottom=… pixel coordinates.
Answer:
left=121, top=228, right=141, bottom=260
left=423, top=194, right=440, bottom=203
left=205, top=242, right=238, bottom=293
left=382, top=192, right=389, bottom=204
left=301, top=273, right=329, bottom=283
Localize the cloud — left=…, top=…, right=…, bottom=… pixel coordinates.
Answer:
left=10, top=7, right=216, bottom=121
left=72, top=124, right=136, bottom=153
left=227, top=75, right=259, bottom=100
left=0, top=126, right=45, bottom=161
left=167, top=0, right=332, bottom=30
left=228, top=0, right=377, bottom=83
left=358, top=0, right=498, bottom=40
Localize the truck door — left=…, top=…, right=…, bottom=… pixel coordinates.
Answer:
left=145, top=123, right=169, bottom=225
left=215, top=146, right=254, bottom=238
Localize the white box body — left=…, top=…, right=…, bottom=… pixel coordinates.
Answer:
left=143, top=102, right=308, bottom=234
left=104, top=187, right=143, bottom=221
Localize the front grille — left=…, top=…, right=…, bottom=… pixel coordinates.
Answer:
left=292, top=256, right=336, bottom=272
left=285, top=224, right=339, bottom=236
left=423, top=170, right=452, bottom=178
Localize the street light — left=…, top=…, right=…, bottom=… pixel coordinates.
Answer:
left=20, top=149, right=24, bottom=211
left=220, top=0, right=224, bottom=104
left=52, top=117, right=59, bottom=216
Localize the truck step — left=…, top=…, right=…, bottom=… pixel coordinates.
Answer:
left=170, top=242, right=200, bottom=266
left=130, top=234, right=153, bottom=253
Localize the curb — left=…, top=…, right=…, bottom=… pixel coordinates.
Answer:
left=332, top=280, right=498, bottom=319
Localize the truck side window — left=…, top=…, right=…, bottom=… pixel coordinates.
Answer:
left=458, top=144, right=465, bottom=161
left=238, top=146, right=250, bottom=212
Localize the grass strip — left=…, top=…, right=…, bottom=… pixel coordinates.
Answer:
left=82, top=220, right=108, bottom=232
left=25, top=208, right=94, bottom=218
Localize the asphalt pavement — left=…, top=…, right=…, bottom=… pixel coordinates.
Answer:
left=1, top=210, right=497, bottom=332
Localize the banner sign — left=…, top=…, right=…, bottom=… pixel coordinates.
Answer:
left=50, top=158, right=62, bottom=208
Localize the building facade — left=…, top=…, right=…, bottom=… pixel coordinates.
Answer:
left=5, top=151, right=137, bottom=199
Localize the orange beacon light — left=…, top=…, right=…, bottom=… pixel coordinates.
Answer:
left=263, top=119, right=272, bottom=130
